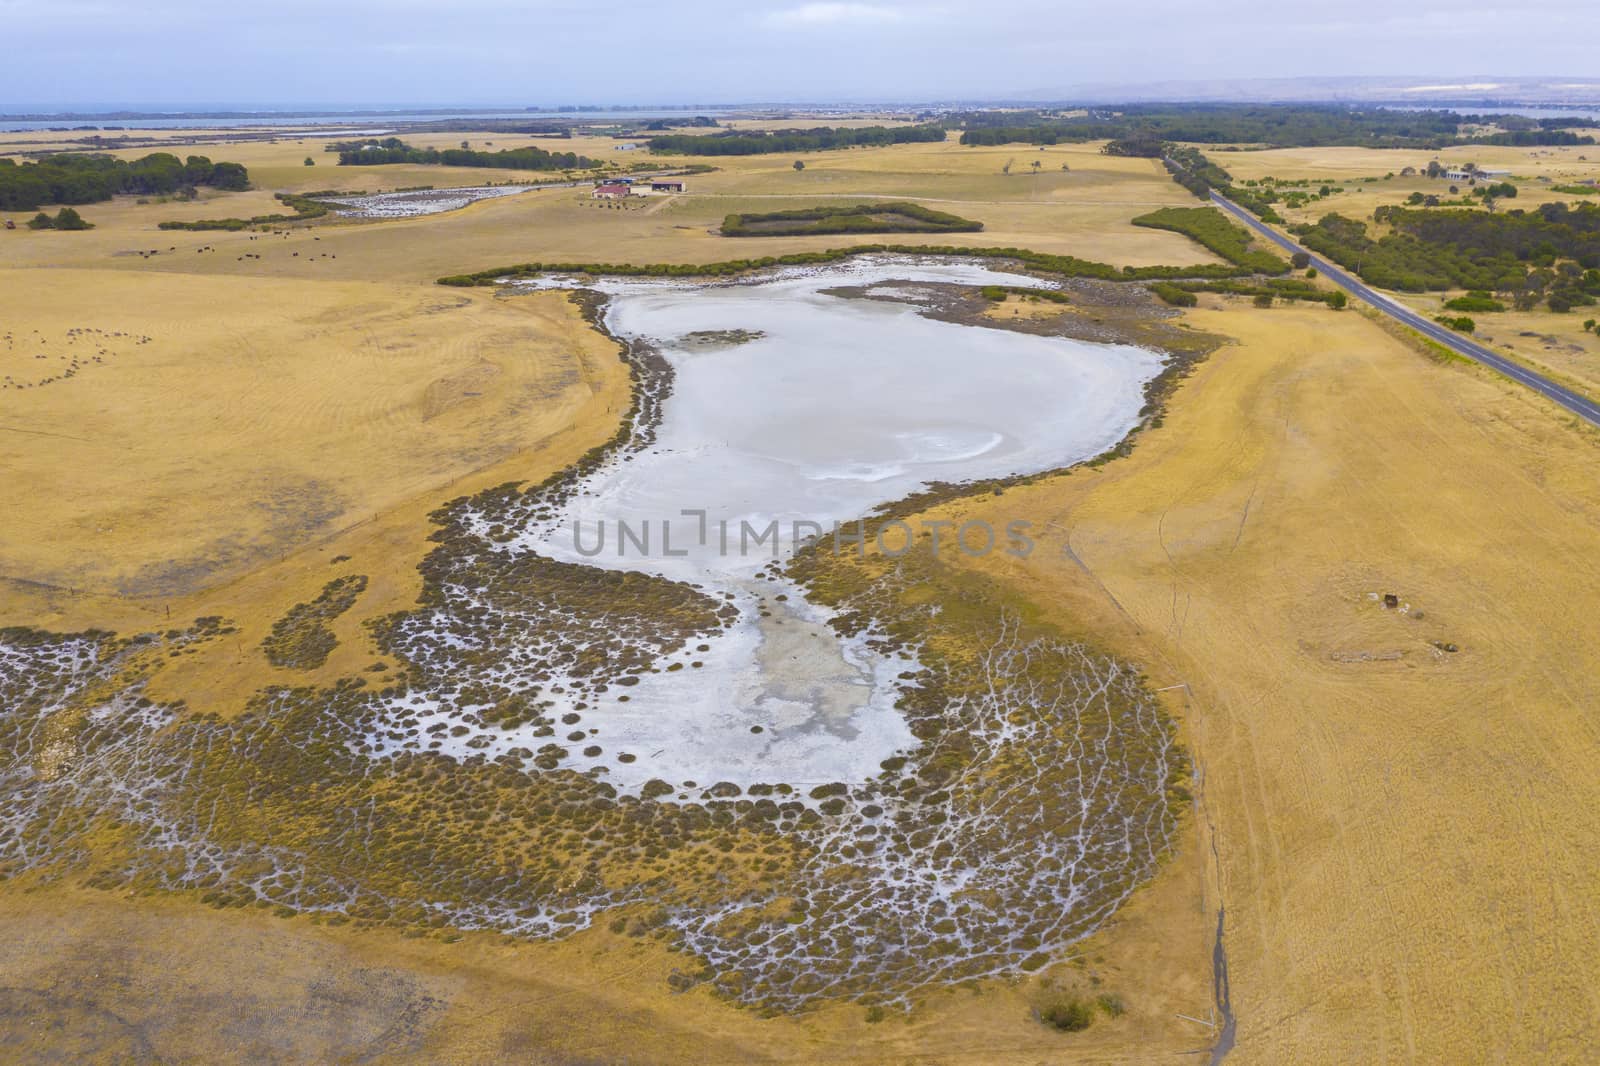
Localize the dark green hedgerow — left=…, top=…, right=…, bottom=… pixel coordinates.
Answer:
left=722, top=202, right=983, bottom=237
left=159, top=192, right=331, bottom=231
left=1131, top=206, right=1289, bottom=274
left=1161, top=277, right=1346, bottom=307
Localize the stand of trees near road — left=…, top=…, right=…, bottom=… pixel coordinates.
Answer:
left=1131, top=207, right=1288, bottom=273
left=1295, top=204, right=1600, bottom=309
left=1162, top=146, right=1284, bottom=222
left=333, top=138, right=596, bottom=170
left=646, top=125, right=945, bottom=156
left=955, top=104, right=1594, bottom=150
left=0, top=152, right=248, bottom=211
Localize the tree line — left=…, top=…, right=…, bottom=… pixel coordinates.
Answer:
left=646, top=125, right=945, bottom=156
left=1294, top=204, right=1600, bottom=310
left=954, top=104, right=1594, bottom=150
left=0, top=152, right=248, bottom=211
left=333, top=138, right=596, bottom=170
left=1161, top=146, right=1283, bottom=222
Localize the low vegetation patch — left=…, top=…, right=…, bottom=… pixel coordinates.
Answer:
left=1038, top=995, right=1096, bottom=1032
left=262, top=574, right=368, bottom=670
left=1132, top=206, right=1289, bottom=273
left=980, top=285, right=1071, bottom=304
left=721, top=202, right=982, bottom=237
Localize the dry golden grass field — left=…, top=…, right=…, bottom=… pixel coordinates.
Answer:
left=3, top=128, right=1600, bottom=1063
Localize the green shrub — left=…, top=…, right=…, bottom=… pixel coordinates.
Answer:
left=52, top=206, right=91, bottom=230
left=1443, top=292, right=1504, bottom=312
left=1038, top=996, right=1095, bottom=1032
left=1435, top=314, right=1475, bottom=332
left=25, top=207, right=91, bottom=230
left=1150, top=282, right=1198, bottom=307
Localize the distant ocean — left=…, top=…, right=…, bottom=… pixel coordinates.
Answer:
left=0, top=108, right=727, bottom=133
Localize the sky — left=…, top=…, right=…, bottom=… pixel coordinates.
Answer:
left=3, top=0, right=1599, bottom=110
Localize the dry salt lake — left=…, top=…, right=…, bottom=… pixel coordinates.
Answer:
left=373, top=258, right=1165, bottom=792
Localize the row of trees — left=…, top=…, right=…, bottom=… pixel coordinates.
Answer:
left=953, top=105, right=1594, bottom=150
left=333, top=138, right=596, bottom=170
left=1161, top=146, right=1283, bottom=222
left=0, top=152, right=248, bottom=211
left=646, top=125, right=945, bottom=156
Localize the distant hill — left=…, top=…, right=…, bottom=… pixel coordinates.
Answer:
left=1011, top=75, right=1600, bottom=109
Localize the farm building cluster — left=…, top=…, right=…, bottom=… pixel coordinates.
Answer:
left=592, top=178, right=687, bottom=199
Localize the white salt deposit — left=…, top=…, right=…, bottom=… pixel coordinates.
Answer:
left=379, top=259, right=1164, bottom=793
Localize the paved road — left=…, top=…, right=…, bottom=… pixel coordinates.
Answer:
left=1208, top=190, right=1600, bottom=429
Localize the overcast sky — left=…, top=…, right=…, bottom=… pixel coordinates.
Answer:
left=3, top=0, right=1598, bottom=110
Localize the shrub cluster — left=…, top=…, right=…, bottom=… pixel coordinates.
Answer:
left=1443, top=292, right=1505, bottom=313
left=25, top=206, right=92, bottom=230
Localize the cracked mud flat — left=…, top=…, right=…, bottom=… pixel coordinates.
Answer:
left=0, top=258, right=1187, bottom=1013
